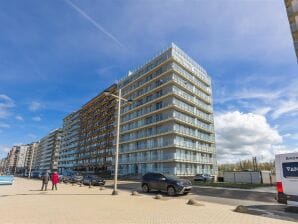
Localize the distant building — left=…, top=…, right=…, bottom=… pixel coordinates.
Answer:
left=6, top=146, right=19, bottom=174
left=0, top=158, right=7, bottom=174
left=15, top=144, right=30, bottom=174
left=284, top=0, right=298, bottom=61
left=59, top=110, right=80, bottom=174
left=36, top=129, right=62, bottom=173
left=24, top=142, right=39, bottom=175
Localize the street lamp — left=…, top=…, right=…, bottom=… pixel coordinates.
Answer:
left=104, top=88, right=132, bottom=195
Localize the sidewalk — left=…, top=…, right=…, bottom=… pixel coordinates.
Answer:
left=0, top=178, right=294, bottom=224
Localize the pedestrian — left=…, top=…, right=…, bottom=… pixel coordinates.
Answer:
left=41, top=171, right=50, bottom=191
left=51, top=171, right=59, bottom=190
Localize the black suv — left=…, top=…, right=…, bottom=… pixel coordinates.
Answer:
left=141, top=172, right=192, bottom=196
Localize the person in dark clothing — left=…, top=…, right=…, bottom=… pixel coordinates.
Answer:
left=41, top=171, right=50, bottom=191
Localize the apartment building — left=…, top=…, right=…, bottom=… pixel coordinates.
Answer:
left=284, top=0, right=298, bottom=61
left=36, top=129, right=62, bottom=173
left=24, top=142, right=39, bottom=175
left=6, top=146, right=19, bottom=174
left=117, top=43, right=216, bottom=176
left=15, top=144, right=30, bottom=174
left=75, top=84, right=117, bottom=176
left=0, top=158, right=7, bottom=174
left=59, top=110, right=80, bottom=174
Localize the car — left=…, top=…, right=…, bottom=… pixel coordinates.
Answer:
left=141, top=172, right=192, bottom=196
left=82, top=175, right=105, bottom=186
left=31, top=171, right=42, bottom=179
left=193, top=174, right=214, bottom=182
left=68, top=173, right=84, bottom=184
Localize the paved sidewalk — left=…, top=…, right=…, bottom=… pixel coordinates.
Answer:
left=0, top=178, right=294, bottom=224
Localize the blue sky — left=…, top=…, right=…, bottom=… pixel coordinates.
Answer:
left=0, top=0, right=297, bottom=163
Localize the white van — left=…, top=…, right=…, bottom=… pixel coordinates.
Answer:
left=275, top=152, right=298, bottom=206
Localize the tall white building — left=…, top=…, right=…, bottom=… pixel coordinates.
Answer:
left=117, top=43, right=217, bottom=176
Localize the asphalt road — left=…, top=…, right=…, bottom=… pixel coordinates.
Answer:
left=107, top=181, right=277, bottom=204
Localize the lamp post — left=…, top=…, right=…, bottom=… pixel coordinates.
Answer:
left=104, top=88, right=132, bottom=195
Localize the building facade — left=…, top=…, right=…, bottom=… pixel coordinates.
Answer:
left=6, top=146, right=19, bottom=174
left=118, top=44, right=216, bottom=176
left=36, top=129, right=62, bottom=173
left=15, top=144, right=30, bottom=174
left=284, top=0, right=298, bottom=61
left=59, top=110, right=80, bottom=174
left=75, top=84, right=117, bottom=176
left=24, top=142, right=39, bottom=175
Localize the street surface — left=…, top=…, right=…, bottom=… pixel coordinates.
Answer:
left=0, top=178, right=296, bottom=224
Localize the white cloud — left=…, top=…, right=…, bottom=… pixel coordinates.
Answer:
left=215, top=111, right=283, bottom=164
left=272, top=99, right=298, bottom=119
left=284, top=133, right=298, bottom=140
left=15, top=115, right=24, bottom=121
left=0, top=123, right=10, bottom=128
left=0, top=94, right=14, bottom=118
left=32, top=116, right=42, bottom=122
left=253, top=107, right=272, bottom=116
left=29, top=101, right=42, bottom=111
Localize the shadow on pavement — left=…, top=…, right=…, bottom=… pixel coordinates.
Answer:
left=234, top=204, right=298, bottom=222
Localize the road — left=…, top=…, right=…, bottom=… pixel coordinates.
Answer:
left=107, top=180, right=277, bottom=205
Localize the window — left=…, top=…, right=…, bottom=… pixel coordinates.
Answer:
left=156, top=102, right=163, bottom=110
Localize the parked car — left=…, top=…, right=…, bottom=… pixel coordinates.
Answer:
left=193, top=174, right=214, bottom=182
left=31, top=171, right=42, bottom=179
left=82, top=175, right=105, bottom=186
left=66, top=173, right=83, bottom=184
left=141, top=172, right=192, bottom=196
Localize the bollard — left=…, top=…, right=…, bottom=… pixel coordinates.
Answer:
left=186, top=199, right=203, bottom=206
left=234, top=205, right=248, bottom=213
left=154, top=194, right=162, bottom=199
left=89, top=181, right=92, bottom=188
left=131, top=191, right=139, bottom=196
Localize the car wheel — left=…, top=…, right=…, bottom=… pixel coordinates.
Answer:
left=167, top=186, right=176, bottom=196
left=142, top=184, right=150, bottom=193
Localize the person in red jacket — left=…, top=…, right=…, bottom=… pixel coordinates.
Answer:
left=51, top=171, right=59, bottom=190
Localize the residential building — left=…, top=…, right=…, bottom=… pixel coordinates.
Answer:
left=117, top=43, right=216, bottom=176
left=24, top=142, right=39, bottom=175
left=59, top=110, right=80, bottom=174
left=58, top=43, right=216, bottom=177
left=15, top=144, right=30, bottom=174
left=284, top=0, right=298, bottom=61
left=6, top=146, right=19, bottom=174
left=75, top=84, right=117, bottom=176
left=0, top=158, right=7, bottom=174
left=36, top=129, right=62, bottom=173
